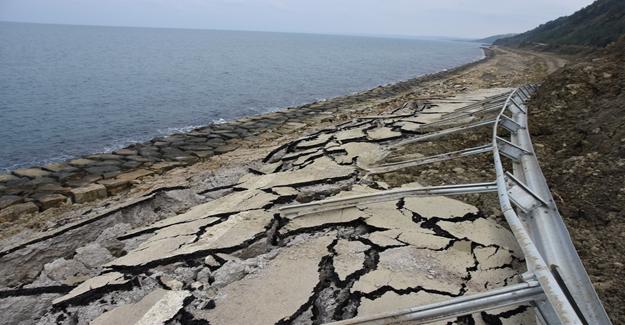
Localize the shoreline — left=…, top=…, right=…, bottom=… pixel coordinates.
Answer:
left=0, top=48, right=491, bottom=218
left=0, top=48, right=487, bottom=173
left=0, top=45, right=570, bottom=325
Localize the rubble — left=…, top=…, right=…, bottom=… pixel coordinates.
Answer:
left=0, top=48, right=556, bottom=324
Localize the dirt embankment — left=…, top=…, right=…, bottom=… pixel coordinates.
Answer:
left=528, top=37, right=625, bottom=323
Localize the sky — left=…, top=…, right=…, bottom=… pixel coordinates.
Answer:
left=0, top=0, right=596, bottom=38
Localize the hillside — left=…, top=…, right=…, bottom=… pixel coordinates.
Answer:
left=496, top=0, right=625, bottom=49
left=472, top=33, right=517, bottom=44
left=527, top=35, right=625, bottom=322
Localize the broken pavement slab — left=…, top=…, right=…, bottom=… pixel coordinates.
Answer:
left=403, top=196, right=479, bottom=219
left=53, top=272, right=129, bottom=306
left=352, top=241, right=476, bottom=295
left=198, top=233, right=335, bottom=324
left=90, top=288, right=191, bottom=325
left=335, top=127, right=367, bottom=142
left=281, top=207, right=365, bottom=234
left=296, top=133, right=333, bottom=149
left=437, top=218, right=522, bottom=257
left=333, top=239, right=369, bottom=281
left=123, top=189, right=277, bottom=237
left=237, top=157, right=355, bottom=190
left=107, top=210, right=274, bottom=267
left=358, top=291, right=450, bottom=319
left=333, top=142, right=385, bottom=167
left=366, top=127, right=402, bottom=141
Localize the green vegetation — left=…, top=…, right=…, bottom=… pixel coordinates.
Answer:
left=472, top=33, right=518, bottom=44
left=496, top=0, right=625, bottom=49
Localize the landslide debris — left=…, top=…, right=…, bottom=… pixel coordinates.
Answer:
left=527, top=36, right=625, bottom=323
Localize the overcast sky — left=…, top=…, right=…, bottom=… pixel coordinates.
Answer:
left=0, top=0, right=595, bottom=38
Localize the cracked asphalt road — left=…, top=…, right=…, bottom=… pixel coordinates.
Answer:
left=0, top=47, right=563, bottom=325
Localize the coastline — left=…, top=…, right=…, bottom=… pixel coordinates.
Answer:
left=0, top=47, right=487, bottom=173
left=0, top=48, right=491, bottom=219
left=0, top=45, right=571, bottom=325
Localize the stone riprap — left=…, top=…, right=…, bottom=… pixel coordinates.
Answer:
left=0, top=87, right=537, bottom=324
left=0, top=68, right=473, bottom=222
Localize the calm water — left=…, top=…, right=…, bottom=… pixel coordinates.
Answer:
left=0, top=22, right=483, bottom=170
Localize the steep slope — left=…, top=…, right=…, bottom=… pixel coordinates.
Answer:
left=496, top=0, right=625, bottom=49
left=527, top=36, right=625, bottom=323
left=472, top=33, right=517, bottom=44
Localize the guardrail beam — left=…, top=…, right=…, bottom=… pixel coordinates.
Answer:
left=279, top=182, right=498, bottom=217
left=366, top=144, right=492, bottom=175
left=496, top=137, right=531, bottom=161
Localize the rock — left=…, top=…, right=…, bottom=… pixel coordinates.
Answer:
left=174, top=266, right=199, bottom=284
left=98, top=178, right=131, bottom=195
left=196, top=268, right=212, bottom=283
left=452, top=167, right=465, bottom=174
left=0, top=174, right=19, bottom=183
left=1, top=294, right=59, bottom=325
left=204, top=256, right=220, bottom=268
left=12, top=168, right=50, bottom=178
left=159, top=275, right=184, bottom=290
left=69, top=158, right=96, bottom=167
left=150, top=162, right=184, bottom=173
left=40, top=258, right=90, bottom=284
left=114, top=149, right=138, bottom=156
left=0, top=195, right=23, bottom=209
left=211, top=260, right=247, bottom=288
left=36, top=183, right=73, bottom=195
left=214, top=144, right=239, bottom=154
left=86, top=153, right=124, bottom=161
left=34, top=193, right=67, bottom=210
left=125, top=155, right=151, bottom=162
left=74, top=243, right=114, bottom=268
left=91, top=289, right=191, bottom=325
left=85, top=165, right=121, bottom=176
left=65, top=174, right=103, bottom=188
left=0, top=202, right=39, bottom=221
left=190, top=281, right=204, bottom=290
left=70, top=183, right=108, bottom=203
left=115, top=169, right=154, bottom=182
left=43, top=162, right=76, bottom=172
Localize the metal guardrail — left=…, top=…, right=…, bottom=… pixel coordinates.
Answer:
left=280, top=85, right=611, bottom=324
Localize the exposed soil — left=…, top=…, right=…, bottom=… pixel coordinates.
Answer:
left=527, top=37, right=625, bottom=323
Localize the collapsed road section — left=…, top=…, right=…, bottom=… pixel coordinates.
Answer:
left=0, top=86, right=609, bottom=324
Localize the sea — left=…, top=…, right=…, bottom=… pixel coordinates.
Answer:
left=0, top=21, right=484, bottom=171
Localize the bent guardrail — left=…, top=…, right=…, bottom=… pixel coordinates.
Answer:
left=281, top=85, right=611, bottom=324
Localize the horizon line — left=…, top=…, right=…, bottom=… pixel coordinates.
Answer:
left=0, top=19, right=515, bottom=41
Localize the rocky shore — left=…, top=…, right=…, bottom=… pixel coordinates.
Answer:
left=0, top=50, right=493, bottom=229
left=0, top=46, right=570, bottom=325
